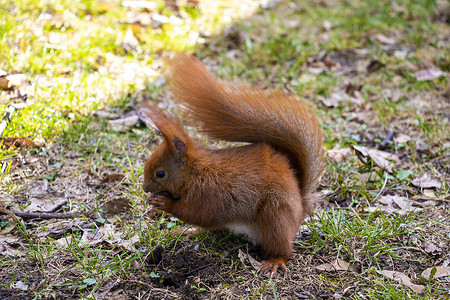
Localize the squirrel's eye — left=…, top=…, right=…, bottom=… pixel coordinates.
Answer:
left=155, top=170, right=166, bottom=179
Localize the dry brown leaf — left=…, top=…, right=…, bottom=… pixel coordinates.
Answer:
left=316, top=258, right=359, bottom=273
left=109, top=114, right=139, bottom=131
left=11, top=281, right=29, bottom=291
left=122, top=28, right=139, bottom=52
left=375, top=195, right=422, bottom=215
left=55, top=235, right=73, bottom=247
left=422, top=189, right=436, bottom=198
left=93, top=110, right=120, bottom=119
left=413, top=68, right=444, bottom=81
left=0, top=223, right=15, bottom=235
left=395, top=134, right=411, bottom=143
left=353, top=145, right=399, bottom=173
left=328, top=147, right=353, bottom=163
left=117, top=234, right=140, bottom=251
left=354, top=172, right=380, bottom=183
left=100, top=174, right=126, bottom=185
left=422, top=241, right=442, bottom=255
left=81, top=227, right=106, bottom=246
left=101, top=197, right=130, bottom=214
left=421, top=266, right=450, bottom=280
left=25, top=197, right=67, bottom=213
left=381, top=270, right=425, bottom=293
left=238, top=249, right=262, bottom=270
left=28, top=180, right=49, bottom=196
left=319, top=92, right=350, bottom=107
left=323, top=20, right=332, bottom=31
left=412, top=175, right=442, bottom=189
left=0, top=236, right=24, bottom=257
left=374, top=33, right=395, bottom=45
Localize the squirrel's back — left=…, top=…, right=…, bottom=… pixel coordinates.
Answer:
left=165, top=54, right=324, bottom=213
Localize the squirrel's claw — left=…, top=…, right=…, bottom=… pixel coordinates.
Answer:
left=148, top=195, right=171, bottom=211
left=260, top=258, right=288, bottom=277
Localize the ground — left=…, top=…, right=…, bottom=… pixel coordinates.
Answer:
left=0, top=0, right=449, bottom=299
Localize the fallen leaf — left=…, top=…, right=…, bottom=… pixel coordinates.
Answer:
left=101, top=197, right=130, bottom=214
left=375, top=195, right=422, bottom=215
left=27, top=180, right=49, bottom=197
left=12, top=281, right=29, bottom=291
left=354, top=172, right=380, bottom=183
left=391, top=196, right=408, bottom=210
left=328, top=147, right=353, bottom=163
left=413, top=68, right=443, bottom=81
left=25, top=196, right=67, bottom=213
left=422, top=241, right=442, bottom=255
left=421, top=266, right=450, bottom=280
left=238, top=249, right=262, bottom=270
left=323, top=20, right=332, bottom=31
left=381, top=270, right=425, bottom=293
left=81, top=227, right=105, bottom=246
left=55, top=235, right=73, bottom=247
left=0, top=236, right=24, bottom=257
left=412, top=175, right=442, bottom=189
left=353, top=145, right=399, bottom=173
left=117, top=234, right=140, bottom=251
left=122, top=28, right=139, bottom=53
left=316, top=258, right=359, bottom=273
left=319, top=92, right=350, bottom=107
left=100, top=174, right=126, bottom=185
left=374, top=33, right=395, bottom=45
left=93, top=110, right=120, bottom=119
left=109, top=113, right=139, bottom=131
left=422, top=189, right=435, bottom=198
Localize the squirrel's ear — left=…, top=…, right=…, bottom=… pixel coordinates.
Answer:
left=172, top=136, right=186, bottom=153
left=171, top=136, right=186, bottom=165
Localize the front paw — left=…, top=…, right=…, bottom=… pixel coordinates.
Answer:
left=147, top=195, right=172, bottom=212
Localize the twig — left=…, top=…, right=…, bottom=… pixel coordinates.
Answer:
left=10, top=210, right=74, bottom=219
left=48, top=199, right=69, bottom=213
left=380, top=129, right=394, bottom=147
left=130, top=205, right=154, bottom=234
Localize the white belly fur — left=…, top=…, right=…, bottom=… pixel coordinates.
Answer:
left=226, top=222, right=258, bottom=245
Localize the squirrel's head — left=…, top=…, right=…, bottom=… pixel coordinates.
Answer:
left=140, top=104, right=190, bottom=201
left=143, top=135, right=188, bottom=200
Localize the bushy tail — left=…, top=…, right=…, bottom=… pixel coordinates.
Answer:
left=165, top=54, right=324, bottom=210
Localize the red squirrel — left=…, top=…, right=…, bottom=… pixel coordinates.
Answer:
left=141, top=53, right=324, bottom=275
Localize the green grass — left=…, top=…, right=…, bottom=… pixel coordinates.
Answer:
left=1, top=0, right=449, bottom=298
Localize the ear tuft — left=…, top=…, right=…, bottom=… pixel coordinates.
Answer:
left=172, top=136, right=186, bottom=153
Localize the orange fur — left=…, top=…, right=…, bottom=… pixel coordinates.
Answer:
left=142, top=53, right=324, bottom=275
